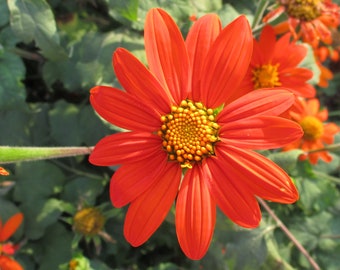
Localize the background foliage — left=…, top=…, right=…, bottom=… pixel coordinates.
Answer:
left=1, top=0, right=340, bottom=269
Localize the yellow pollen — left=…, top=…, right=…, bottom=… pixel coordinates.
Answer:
left=300, top=116, right=324, bottom=140
left=73, top=207, right=105, bottom=236
left=159, top=99, right=220, bottom=168
left=283, top=0, right=322, bottom=21
left=252, top=64, right=282, bottom=89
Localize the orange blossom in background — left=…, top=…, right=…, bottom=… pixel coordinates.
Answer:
left=0, top=213, right=24, bottom=270
left=284, top=98, right=339, bottom=164
left=238, top=24, right=316, bottom=99
left=264, top=0, right=340, bottom=47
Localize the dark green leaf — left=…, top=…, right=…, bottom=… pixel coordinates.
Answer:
left=7, top=0, right=67, bottom=60
left=14, top=161, right=65, bottom=202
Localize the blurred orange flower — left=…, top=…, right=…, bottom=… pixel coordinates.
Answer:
left=283, top=98, right=339, bottom=164
left=89, top=9, right=302, bottom=259
left=317, top=61, right=333, bottom=87
left=0, top=213, right=24, bottom=270
left=264, top=0, right=340, bottom=47
left=0, top=167, right=9, bottom=176
left=238, top=25, right=315, bottom=99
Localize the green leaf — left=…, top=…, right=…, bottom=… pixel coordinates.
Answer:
left=7, top=0, right=67, bottom=60
left=43, top=29, right=144, bottom=91
left=0, top=50, right=26, bottom=109
left=35, top=223, right=73, bottom=270
left=49, top=101, right=112, bottom=146
left=313, top=153, right=340, bottom=174
left=14, top=161, right=65, bottom=202
left=0, top=109, right=31, bottom=146
left=20, top=198, right=63, bottom=239
left=0, top=0, right=9, bottom=27
left=299, top=43, right=320, bottom=85
left=223, top=227, right=268, bottom=269
left=61, top=177, right=105, bottom=205
left=106, top=0, right=139, bottom=22
left=267, top=150, right=304, bottom=174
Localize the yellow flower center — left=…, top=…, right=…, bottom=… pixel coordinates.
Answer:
left=158, top=99, right=220, bottom=169
left=300, top=116, right=324, bottom=140
left=252, top=64, right=282, bottom=89
left=73, top=207, right=105, bottom=236
left=283, top=0, right=322, bottom=21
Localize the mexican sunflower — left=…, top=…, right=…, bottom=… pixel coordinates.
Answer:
left=0, top=213, right=24, bottom=270
left=89, top=8, right=303, bottom=260
left=283, top=98, right=339, bottom=164
left=264, top=0, right=340, bottom=47
left=237, top=24, right=315, bottom=99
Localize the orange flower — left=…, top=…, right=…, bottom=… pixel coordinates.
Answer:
left=283, top=98, right=339, bottom=164
left=264, top=0, right=340, bottom=47
left=89, top=8, right=302, bottom=260
left=0, top=213, right=23, bottom=270
left=0, top=256, right=23, bottom=270
left=0, top=167, right=9, bottom=176
left=238, top=25, right=315, bottom=99
left=317, top=61, right=333, bottom=87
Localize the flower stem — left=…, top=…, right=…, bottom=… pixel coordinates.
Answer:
left=0, top=146, right=94, bottom=164
left=306, top=143, right=340, bottom=154
left=251, top=0, right=270, bottom=29
left=258, top=198, right=321, bottom=270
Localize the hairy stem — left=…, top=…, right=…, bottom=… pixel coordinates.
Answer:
left=258, top=198, right=321, bottom=270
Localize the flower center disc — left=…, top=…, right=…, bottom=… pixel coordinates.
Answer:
left=284, top=0, right=322, bottom=21
left=158, top=99, right=220, bottom=168
left=73, top=208, right=105, bottom=236
left=252, top=64, right=282, bottom=89
left=300, top=115, right=324, bottom=140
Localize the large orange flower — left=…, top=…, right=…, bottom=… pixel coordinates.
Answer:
left=264, top=0, right=340, bottom=47
left=89, top=8, right=303, bottom=259
left=283, top=98, right=339, bottom=164
left=238, top=25, right=315, bottom=99
left=0, top=213, right=23, bottom=270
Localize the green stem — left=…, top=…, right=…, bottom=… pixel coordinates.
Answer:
left=312, top=170, right=340, bottom=185
left=251, top=0, right=270, bottom=29
left=51, top=160, right=104, bottom=181
left=306, top=143, right=340, bottom=154
left=0, top=146, right=93, bottom=164
left=258, top=198, right=321, bottom=270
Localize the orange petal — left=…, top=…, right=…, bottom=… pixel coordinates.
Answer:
left=89, top=132, right=162, bottom=166
left=90, top=86, right=160, bottom=132
left=220, top=116, right=303, bottom=149
left=110, top=152, right=169, bottom=207
left=144, top=8, right=190, bottom=104
left=0, top=167, right=9, bottom=176
left=113, top=48, right=172, bottom=114
left=185, top=13, right=221, bottom=102
left=216, top=144, right=299, bottom=203
left=0, top=256, right=23, bottom=270
left=200, top=15, right=253, bottom=107
left=123, top=163, right=181, bottom=246
left=306, top=98, right=320, bottom=116
left=0, top=213, right=23, bottom=242
left=258, top=25, right=276, bottom=61
left=218, top=89, right=295, bottom=123
left=204, top=157, right=261, bottom=228
left=176, top=165, right=216, bottom=260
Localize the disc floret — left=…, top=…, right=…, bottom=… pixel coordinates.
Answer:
left=300, top=115, right=324, bottom=140
left=283, top=0, right=322, bottom=21
left=158, top=100, right=220, bottom=168
left=252, top=64, right=282, bottom=89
